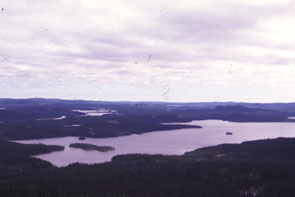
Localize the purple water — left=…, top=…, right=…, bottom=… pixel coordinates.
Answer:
left=16, top=120, right=295, bottom=167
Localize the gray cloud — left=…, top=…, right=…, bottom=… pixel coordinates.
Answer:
left=1, top=0, right=295, bottom=102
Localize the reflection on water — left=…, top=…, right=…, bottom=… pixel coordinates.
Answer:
left=37, top=116, right=67, bottom=121
left=72, top=109, right=117, bottom=116
left=16, top=120, right=295, bottom=167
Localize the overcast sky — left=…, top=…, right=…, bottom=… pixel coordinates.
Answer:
left=1, top=0, right=295, bottom=102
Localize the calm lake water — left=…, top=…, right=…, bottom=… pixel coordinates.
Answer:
left=16, top=120, right=295, bottom=167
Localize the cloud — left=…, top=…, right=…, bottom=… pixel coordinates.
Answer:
left=1, top=0, right=295, bottom=102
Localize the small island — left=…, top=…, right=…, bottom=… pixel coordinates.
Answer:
left=78, top=136, right=86, bottom=140
left=69, top=143, right=115, bottom=152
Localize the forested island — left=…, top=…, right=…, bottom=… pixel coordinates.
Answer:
left=69, top=143, right=115, bottom=152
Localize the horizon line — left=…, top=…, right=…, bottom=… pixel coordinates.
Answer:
left=0, top=97, right=295, bottom=104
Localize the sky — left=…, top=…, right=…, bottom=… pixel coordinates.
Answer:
left=1, top=0, right=295, bottom=102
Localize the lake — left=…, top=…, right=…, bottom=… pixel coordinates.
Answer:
left=16, top=120, right=295, bottom=167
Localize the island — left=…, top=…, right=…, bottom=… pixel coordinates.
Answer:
left=78, top=137, right=86, bottom=140
left=69, top=143, right=115, bottom=152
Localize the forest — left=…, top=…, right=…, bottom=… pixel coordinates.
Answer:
left=2, top=99, right=295, bottom=196
left=0, top=98, right=295, bottom=140
left=1, top=137, right=295, bottom=196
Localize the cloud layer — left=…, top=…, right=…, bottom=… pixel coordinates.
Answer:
left=1, top=0, right=295, bottom=102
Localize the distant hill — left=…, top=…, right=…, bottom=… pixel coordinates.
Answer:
left=0, top=98, right=295, bottom=140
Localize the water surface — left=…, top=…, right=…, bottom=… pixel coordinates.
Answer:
left=72, top=109, right=117, bottom=116
left=16, top=120, right=295, bottom=167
